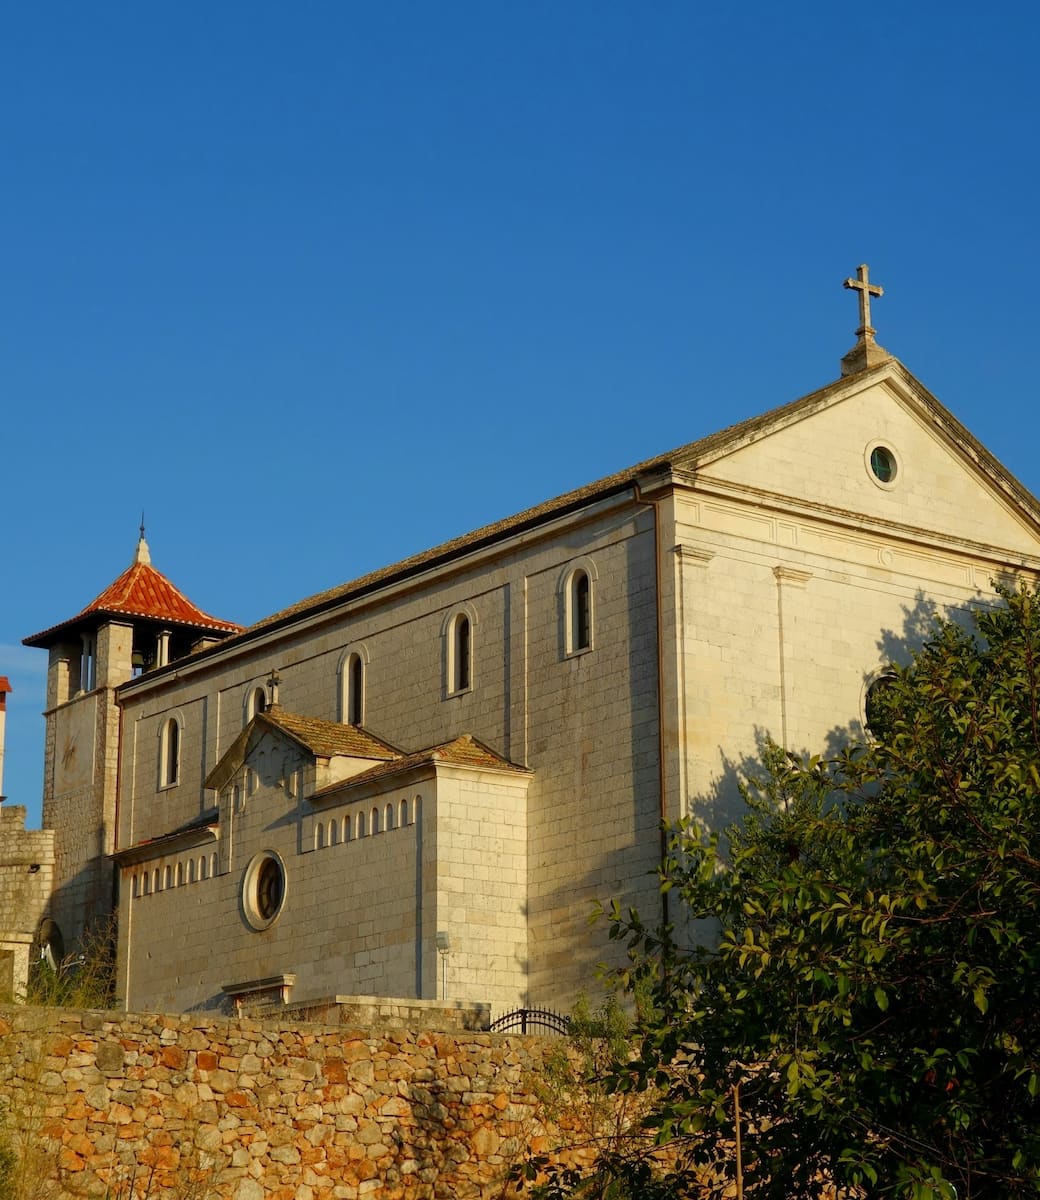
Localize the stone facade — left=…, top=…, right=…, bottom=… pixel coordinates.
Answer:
left=22, top=353, right=1040, bottom=1018
left=0, top=808, right=55, bottom=999
left=0, top=1005, right=572, bottom=1200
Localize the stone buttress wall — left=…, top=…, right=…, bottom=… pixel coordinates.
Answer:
left=0, top=1006, right=572, bottom=1200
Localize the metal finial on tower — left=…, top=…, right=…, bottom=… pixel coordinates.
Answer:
left=134, top=512, right=152, bottom=565
left=840, top=263, right=893, bottom=377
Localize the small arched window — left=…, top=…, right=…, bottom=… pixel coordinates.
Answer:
left=160, top=717, right=181, bottom=788
left=560, top=560, right=598, bottom=657
left=572, top=570, right=591, bottom=652
left=338, top=645, right=369, bottom=726
left=457, top=616, right=471, bottom=690
left=443, top=606, right=477, bottom=697
left=347, top=654, right=364, bottom=725
left=245, top=686, right=267, bottom=723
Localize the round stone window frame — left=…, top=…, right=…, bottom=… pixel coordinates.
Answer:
left=863, top=670, right=899, bottom=741
left=864, top=440, right=900, bottom=490
left=242, top=850, right=287, bottom=931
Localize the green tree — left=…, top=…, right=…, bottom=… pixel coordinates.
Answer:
left=560, top=586, right=1040, bottom=1198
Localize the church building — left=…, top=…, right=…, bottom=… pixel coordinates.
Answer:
left=23, top=268, right=1040, bottom=1016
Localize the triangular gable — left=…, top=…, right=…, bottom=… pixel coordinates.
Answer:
left=205, top=708, right=401, bottom=793
left=677, top=360, right=1040, bottom=559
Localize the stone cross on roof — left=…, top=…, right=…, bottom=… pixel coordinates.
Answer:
left=840, top=262, right=892, bottom=377
left=844, top=263, right=883, bottom=338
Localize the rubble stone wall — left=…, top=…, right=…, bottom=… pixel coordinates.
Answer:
left=0, top=1006, right=566, bottom=1200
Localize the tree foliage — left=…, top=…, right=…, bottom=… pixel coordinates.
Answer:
left=556, top=586, right=1040, bottom=1198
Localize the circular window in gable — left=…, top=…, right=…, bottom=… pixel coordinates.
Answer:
left=242, top=851, right=287, bottom=930
left=865, top=441, right=899, bottom=489
left=864, top=672, right=898, bottom=740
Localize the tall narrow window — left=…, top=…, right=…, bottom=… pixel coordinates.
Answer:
left=161, top=718, right=180, bottom=787
left=80, top=633, right=96, bottom=693
left=443, top=607, right=476, bottom=697
left=454, top=614, right=471, bottom=692
left=561, top=562, right=596, bottom=656
left=347, top=654, right=364, bottom=725
left=338, top=645, right=370, bottom=725
left=573, top=570, right=591, bottom=651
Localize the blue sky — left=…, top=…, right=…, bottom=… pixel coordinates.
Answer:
left=3, top=2, right=1040, bottom=828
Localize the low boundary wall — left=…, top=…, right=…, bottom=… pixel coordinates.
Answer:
left=0, top=1005, right=571, bottom=1200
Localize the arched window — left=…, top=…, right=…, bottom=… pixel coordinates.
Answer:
left=356, top=810, right=367, bottom=838
left=385, top=802, right=395, bottom=831
left=371, top=806, right=381, bottom=834
left=338, top=645, right=369, bottom=726
left=560, top=559, right=598, bottom=657
left=444, top=607, right=476, bottom=696
left=572, top=570, right=591, bottom=651
left=347, top=654, right=364, bottom=725
left=245, top=686, right=267, bottom=723
left=160, top=717, right=181, bottom=788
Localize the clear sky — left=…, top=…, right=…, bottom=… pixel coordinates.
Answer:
left=3, top=2, right=1040, bottom=829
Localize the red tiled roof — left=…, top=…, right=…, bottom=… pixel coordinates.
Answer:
left=24, top=542, right=241, bottom=647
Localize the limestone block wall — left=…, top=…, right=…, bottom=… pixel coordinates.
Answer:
left=115, top=494, right=662, bottom=1011
left=0, top=808, right=55, bottom=998
left=0, top=1006, right=571, bottom=1200
left=427, top=771, right=528, bottom=1008
left=119, top=796, right=425, bottom=1015
left=42, top=686, right=120, bottom=950
left=665, top=485, right=1034, bottom=832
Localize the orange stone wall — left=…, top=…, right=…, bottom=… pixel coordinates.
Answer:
left=0, top=1006, right=570, bottom=1200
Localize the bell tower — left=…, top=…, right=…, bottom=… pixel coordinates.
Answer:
left=23, top=531, right=241, bottom=957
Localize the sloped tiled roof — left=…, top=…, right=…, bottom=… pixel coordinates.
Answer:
left=120, top=357, right=1040, bottom=682
left=311, top=733, right=530, bottom=798
left=260, top=708, right=401, bottom=760
left=25, top=536, right=241, bottom=647
left=198, top=359, right=1040, bottom=652
left=204, top=707, right=402, bottom=793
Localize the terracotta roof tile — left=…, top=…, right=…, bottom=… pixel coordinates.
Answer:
left=25, top=553, right=241, bottom=647
left=260, top=708, right=401, bottom=760
left=311, top=733, right=529, bottom=797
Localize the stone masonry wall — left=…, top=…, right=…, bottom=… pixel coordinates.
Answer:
left=0, top=1006, right=571, bottom=1200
